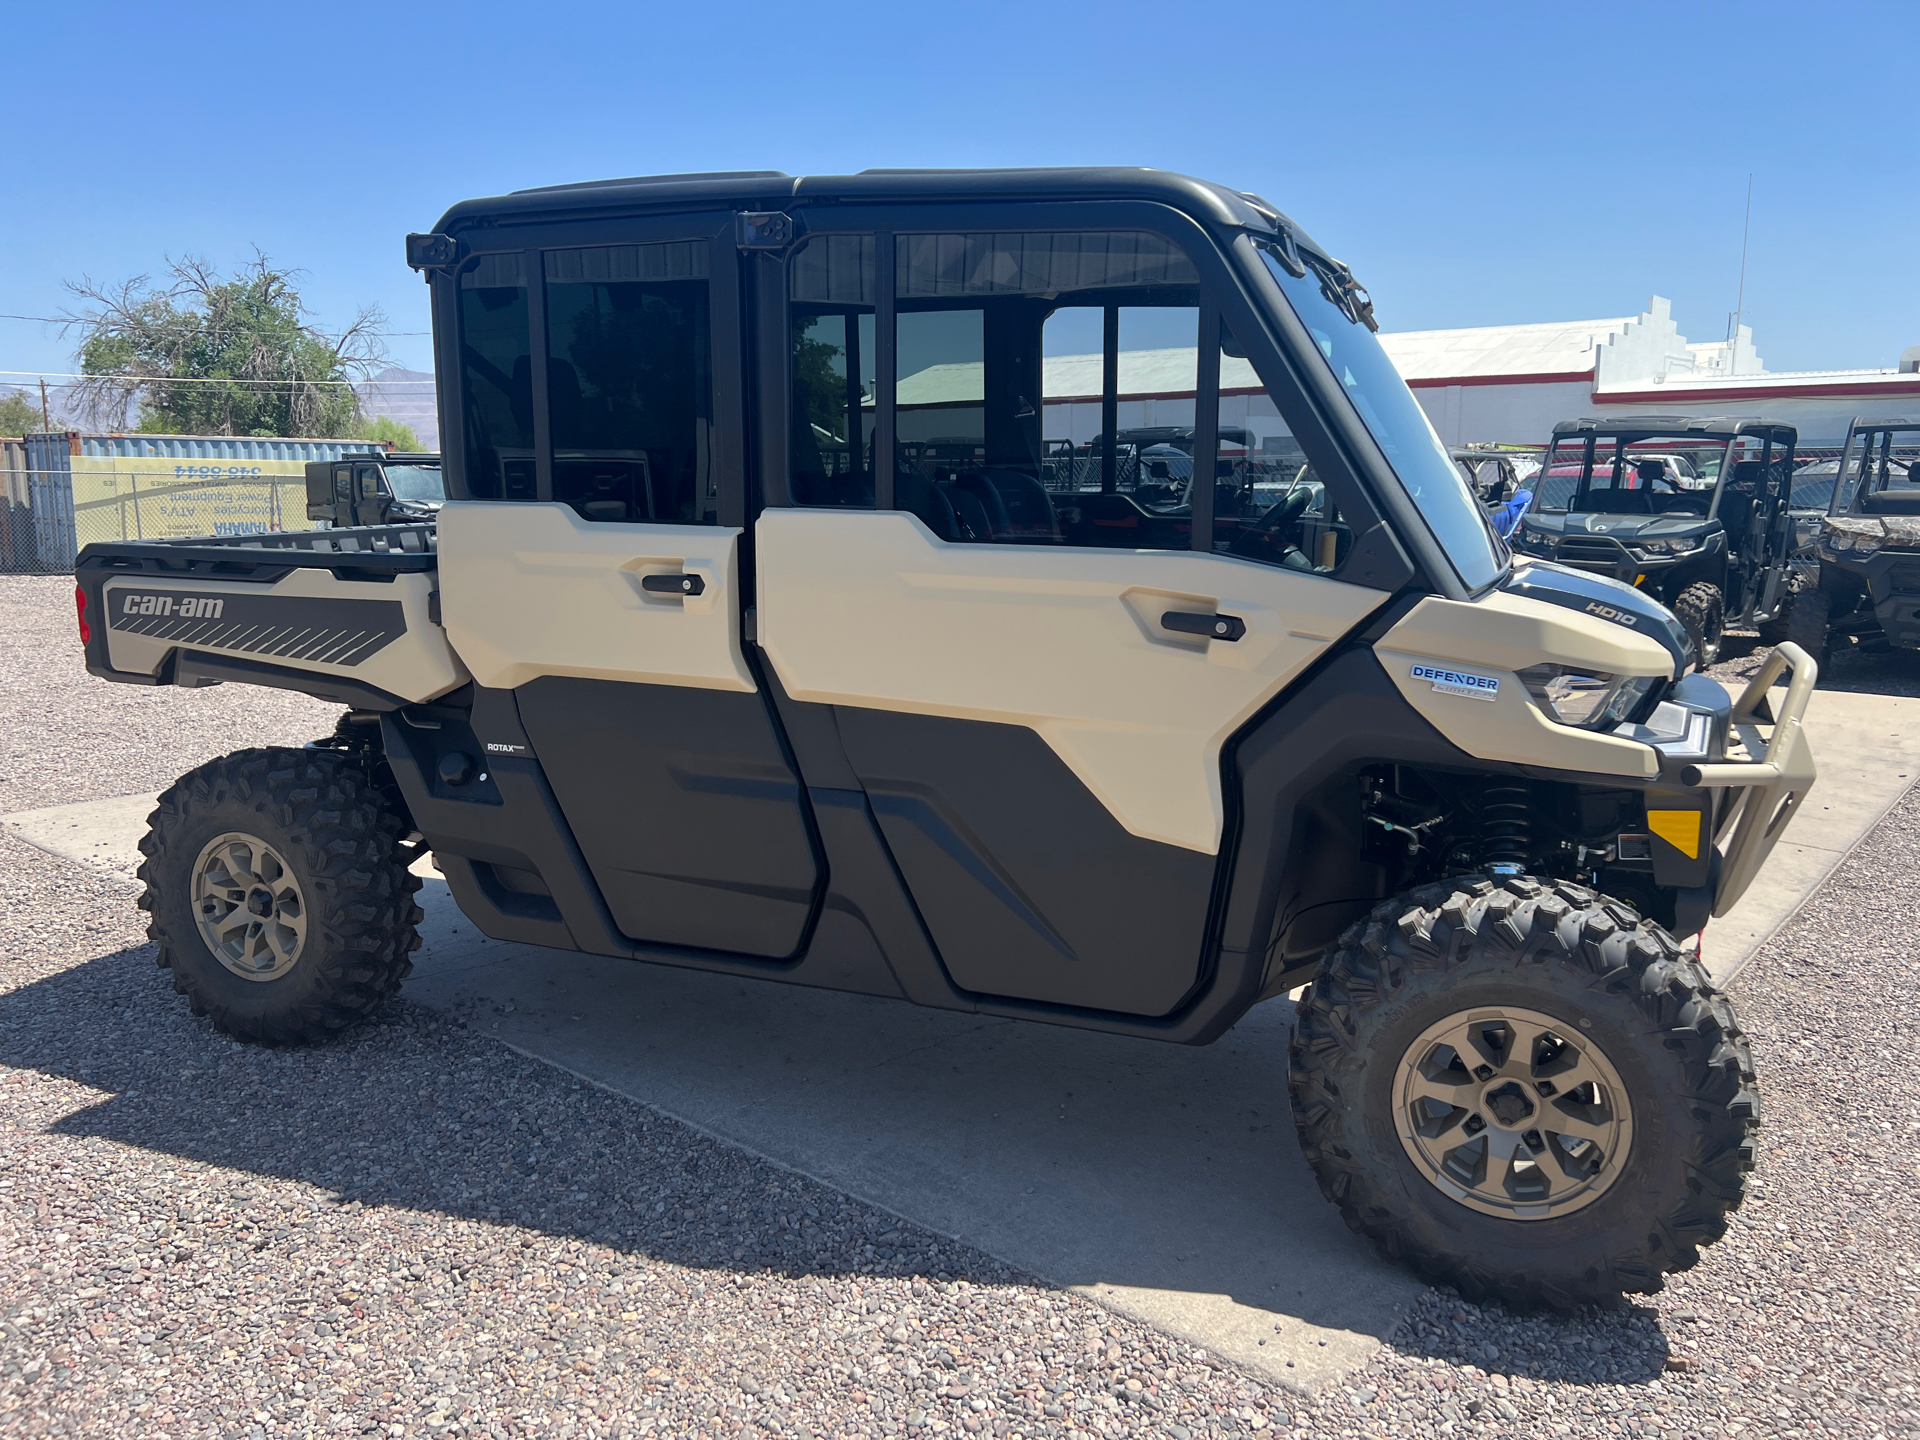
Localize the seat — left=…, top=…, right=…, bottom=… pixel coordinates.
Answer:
left=956, top=470, right=1060, bottom=542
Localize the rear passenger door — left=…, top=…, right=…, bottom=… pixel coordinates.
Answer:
left=755, top=215, right=1390, bottom=1016
left=439, top=221, right=822, bottom=959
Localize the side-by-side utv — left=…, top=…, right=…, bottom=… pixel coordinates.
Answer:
left=1512, top=416, right=1807, bottom=665
left=74, top=168, right=1814, bottom=1311
left=1788, top=416, right=1920, bottom=662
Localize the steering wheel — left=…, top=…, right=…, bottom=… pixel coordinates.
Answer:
left=1255, top=486, right=1313, bottom=533
left=1229, top=486, right=1315, bottom=564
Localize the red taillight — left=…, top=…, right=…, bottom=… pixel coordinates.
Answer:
left=75, top=584, right=90, bottom=645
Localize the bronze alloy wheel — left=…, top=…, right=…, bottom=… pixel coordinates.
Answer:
left=190, top=831, right=309, bottom=982
left=1393, top=1004, right=1633, bottom=1221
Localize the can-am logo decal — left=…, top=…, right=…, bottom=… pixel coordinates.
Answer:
left=1584, top=600, right=1638, bottom=627
left=1410, top=663, right=1500, bottom=702
left=123, top=592, right=225, bottom=619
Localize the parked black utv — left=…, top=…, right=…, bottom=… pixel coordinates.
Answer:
left=1511, top=417, right=1804, bottom=665
left=1788, top=416, right=1920, bottom=662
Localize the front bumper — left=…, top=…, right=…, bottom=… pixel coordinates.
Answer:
left=1674, top=642, right=1819, bottom=918
left=1546, top=536, right=1684, bottom=585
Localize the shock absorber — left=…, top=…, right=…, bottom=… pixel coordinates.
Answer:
left=1477, top=784, right=1532, bottom=875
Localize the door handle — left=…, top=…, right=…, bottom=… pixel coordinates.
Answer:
left=640, top=572, right=705, bottom=597
left=1162, top=610, right=1245, bottom=642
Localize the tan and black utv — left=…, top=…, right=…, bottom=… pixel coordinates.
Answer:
left=75, top=168, right=1816, bottom=1310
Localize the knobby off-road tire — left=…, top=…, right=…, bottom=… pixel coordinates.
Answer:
left=1785, top=584, right=1833, bottom=666
left=1289, top=873, right=1758, bottom=1311
left=137, top=747, right=424, bottom=1046
left=1673, top=581, right=1726, bottom=669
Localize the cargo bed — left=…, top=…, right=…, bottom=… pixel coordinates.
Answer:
left=75, top=524, right=467, bottom=711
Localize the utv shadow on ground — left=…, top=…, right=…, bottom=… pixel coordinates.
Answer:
left=0, top=932, right=1674, bottom=1391
left=3, top=903, right=1417, bottom=1390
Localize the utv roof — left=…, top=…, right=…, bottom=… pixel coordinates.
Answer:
left=431, top=166, right=1308, bottom=247
left=1551, top=415, right=1796, bottom=440
left=1847, top=416, right=1920, bottom=429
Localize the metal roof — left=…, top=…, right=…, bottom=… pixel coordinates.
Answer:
left=433, top=167, right=1302, bottom=248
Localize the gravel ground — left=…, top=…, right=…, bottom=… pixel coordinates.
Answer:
left=0, top=576, right=339, bottom=815
left=2, top=572, right=1918, bottom=1439
left=1708, top=627, right=1920, bottom=698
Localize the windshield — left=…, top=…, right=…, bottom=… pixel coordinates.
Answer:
left=1257, top=245, right=1504, bottom=590
left=383, top=463, right=445, bottom=505
left=1534, top=435, right=1731, bottom=517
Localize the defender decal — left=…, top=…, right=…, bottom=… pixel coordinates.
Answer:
left=1410, top=663, right=1500, bottom=702
left=106, top=587, right=407, bottom=668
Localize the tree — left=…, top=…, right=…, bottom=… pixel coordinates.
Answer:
left=62, top=253, right=385, bottom=438
left=0, top=389, right=56, bottom=437
left=352, top=415, right=421, bottom=451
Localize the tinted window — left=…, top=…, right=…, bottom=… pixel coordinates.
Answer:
left=544, top=244, right=715, bottom=524
left=789, top=235, right=877, bottom=508
left=458, top=254, right=535, bottom=500
left=887, top=231, right=1205, bottom=551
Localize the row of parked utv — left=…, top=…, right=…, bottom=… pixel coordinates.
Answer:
left=1456, top=414, right=1920, bottom=671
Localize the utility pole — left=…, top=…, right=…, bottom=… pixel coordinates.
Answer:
left=38, top=378, right=51, bottom=432
left=1730, top=174, right=1753, bottom=373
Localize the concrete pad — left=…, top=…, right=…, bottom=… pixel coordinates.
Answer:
left=1703, top=686, right=1920, bottom=984
left=7, top=683, right=1914, bottom=1391
left=1, top=791, right=159, bottom=882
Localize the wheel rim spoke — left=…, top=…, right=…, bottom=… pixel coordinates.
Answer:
left=1395, top=1003, right=1633, bottom=1221
left=191, top=831, right=307, bottom=982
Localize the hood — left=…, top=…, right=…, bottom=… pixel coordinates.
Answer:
left=1521, top=511, right=1713, bottom=541
left=1501, top=559, right=1688, bottom=672
left=1825, top=514, right=1920, bottom=547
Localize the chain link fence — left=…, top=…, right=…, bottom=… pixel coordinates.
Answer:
left=0, top=467, right=321, bottom=573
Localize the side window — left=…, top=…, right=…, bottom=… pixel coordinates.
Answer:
left=789, top=236, right=877, bottom=508
left=458, top=254, right=536, bottom=500
left=544, top=244, right=715, bottom=524
left=889, top=230, right=1205, bottom=551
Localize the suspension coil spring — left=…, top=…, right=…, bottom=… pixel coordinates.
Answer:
left=1477, top=784, right=1532, bottom=871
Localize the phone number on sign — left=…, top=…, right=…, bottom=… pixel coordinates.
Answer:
left=171, top=465, right=266, bottom=479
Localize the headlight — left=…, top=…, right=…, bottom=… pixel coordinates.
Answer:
left=1517, top=665, right=1662, bottom=729
left=1630, top=536, right=1698, bottom=559
left=1826, top=530, right=1884, bottom=556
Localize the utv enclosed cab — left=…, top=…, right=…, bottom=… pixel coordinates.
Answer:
left=1513, top=416, right=1803, bottom=663
left=305, top=452, right=445, bottom=528
left=1790, top=416, right=1920, bottom=659
left=76, top=168, right=1815, bottom=1310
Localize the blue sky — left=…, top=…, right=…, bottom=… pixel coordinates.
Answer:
left=3, top=0, right=1913, bottom=387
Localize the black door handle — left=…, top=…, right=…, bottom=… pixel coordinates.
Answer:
left=640, top=572, right=705, bottom=596
left=1162, top=610, right=1245, bottom=641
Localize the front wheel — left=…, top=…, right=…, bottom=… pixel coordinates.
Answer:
left=1672, top=581, right=1726, bottom=668
left=1288, top=874, right=1758, bottom=1310
left=136, top=747, right=424, bottom=1045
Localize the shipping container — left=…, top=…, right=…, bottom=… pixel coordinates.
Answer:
left=16, top=432, right=390, bottom=571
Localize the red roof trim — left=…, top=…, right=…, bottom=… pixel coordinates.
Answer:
left=1403, top=370, right=1597, bottom=389
left=1597, top=378, right=1920, bottom=403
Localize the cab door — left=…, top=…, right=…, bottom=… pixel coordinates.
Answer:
left=438, top=227, right=821, bottom=959
left=754, top=219, right=1390, bottom=1016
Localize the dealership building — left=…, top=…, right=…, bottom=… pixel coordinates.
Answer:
left=1383, top=296, right=1920, bottom=450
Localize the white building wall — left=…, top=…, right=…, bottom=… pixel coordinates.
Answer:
left=1411, top=379, right=1596, bottom=447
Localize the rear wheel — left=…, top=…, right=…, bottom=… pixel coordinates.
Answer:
left=1673, top=581, right=1726, bottom=668
left=1288, top=874, right=1758, bottom=1310
left=137, top=747, right=423, bottom=1045
left=1785, top=584, right=1832, bottom=666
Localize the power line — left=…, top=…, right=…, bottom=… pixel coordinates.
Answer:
left=0, top=312, right=431, bottom=337
left=1, top=369, right=436, bottom=388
